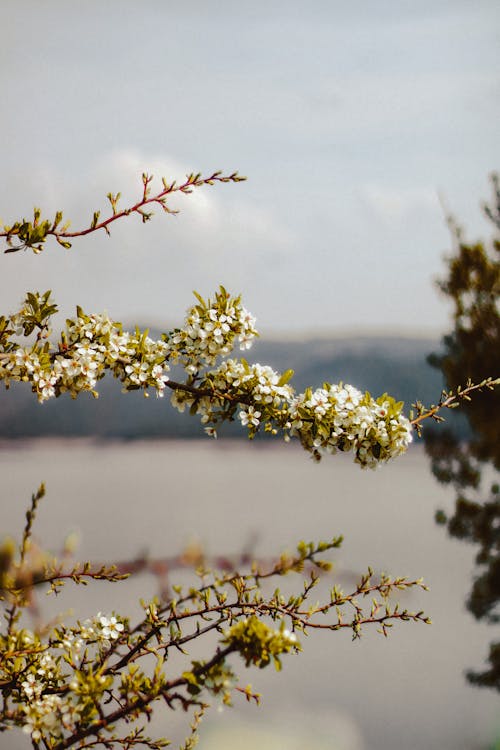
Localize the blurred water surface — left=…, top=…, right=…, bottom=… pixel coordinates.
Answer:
left=1, top=439, right=499, bottom=749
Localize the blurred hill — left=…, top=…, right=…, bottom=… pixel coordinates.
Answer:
left=1, top=335, right=449, bottom=439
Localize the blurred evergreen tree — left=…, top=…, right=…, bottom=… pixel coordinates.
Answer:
left=426, top=174, right=500, bottom=691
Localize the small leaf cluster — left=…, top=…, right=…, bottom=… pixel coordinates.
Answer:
left=222, top=616, right=300, bottom=670
left=1, top=208, right=68, bottom=253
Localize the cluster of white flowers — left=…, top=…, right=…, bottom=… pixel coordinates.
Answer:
left=91, top=612, right=125, bottom=649
left=0, top=288, right=258, bottom=402
left=0, top=289, right=414, bottom=467
left=0, top=612, right=125, bottom=742
left=170, top=360, right=412, bottom=467
left=6, top=635, right=80, bottom=741
left=62, top=611, right=126, bottom=652
left=286, top=383, right=413, bottom=468
left=21, top=690, right=81, bottom=743
left=58, top=628, right=86, bottom=657
left=103, top=327, right=170, bottom=396
left=165, top=286, right=258, bottom=372
left=1, top=306, right=171, bottom=402
left=171, top=359, right=293, bottom=437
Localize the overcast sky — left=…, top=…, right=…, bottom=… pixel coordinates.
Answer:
left=1, top=1, right=499, bottom=336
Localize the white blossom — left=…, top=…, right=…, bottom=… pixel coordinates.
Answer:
left=239, top=406, right=261, bottom=427
left=1, top=289, right=413, bottom=467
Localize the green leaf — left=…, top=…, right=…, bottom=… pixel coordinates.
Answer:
left=192, top=291, right=206, bottom=309
left=278, top=369, right=294, bottom=386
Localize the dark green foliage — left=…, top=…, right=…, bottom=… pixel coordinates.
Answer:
left=426, top=174, right=500, bottom=691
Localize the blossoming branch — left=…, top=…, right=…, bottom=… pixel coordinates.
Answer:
left=0, top=287, right=414, bottom=468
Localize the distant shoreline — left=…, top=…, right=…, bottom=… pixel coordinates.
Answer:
left=0, top=434, right=427, bottom=455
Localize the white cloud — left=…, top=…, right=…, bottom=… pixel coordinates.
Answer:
left=359, top=184, right=441, bottom=227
